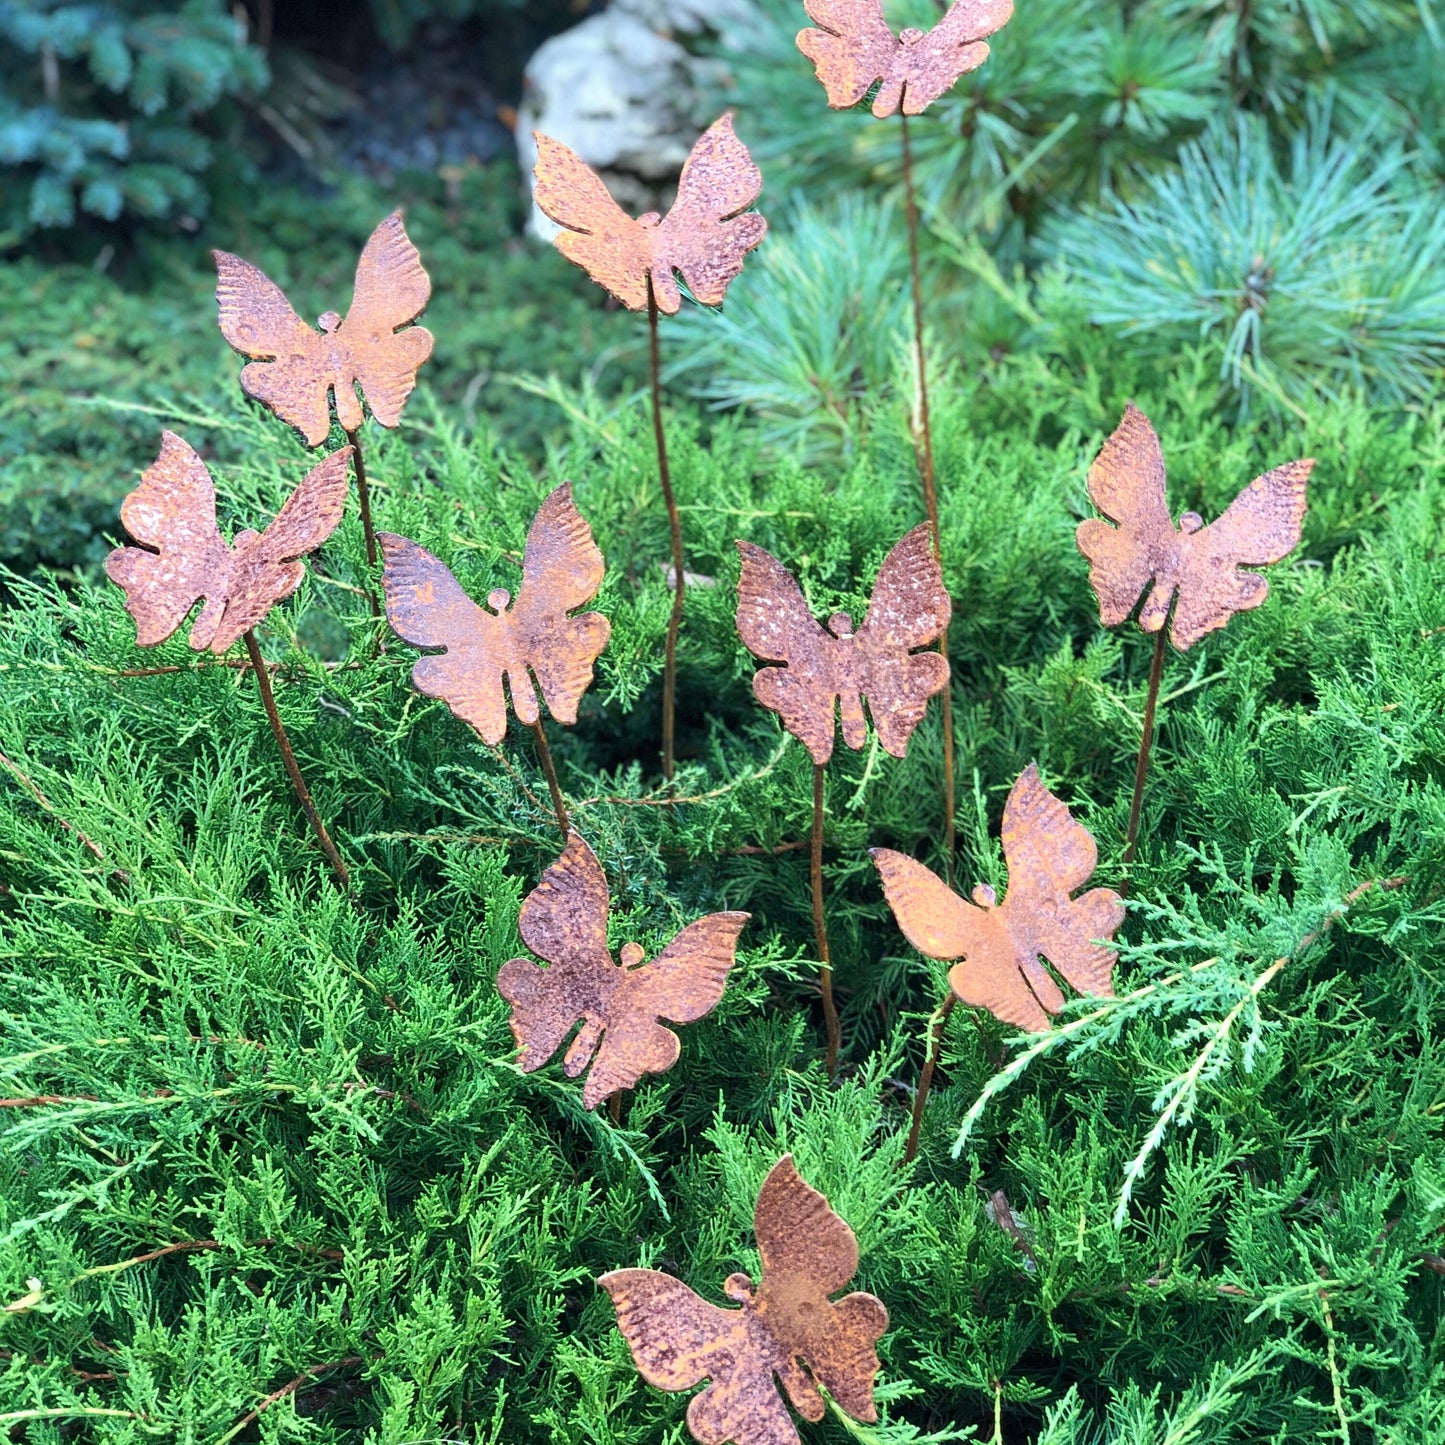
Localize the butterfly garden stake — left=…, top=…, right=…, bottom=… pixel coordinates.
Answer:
left=213, top=211, right=434, bottom=607
left=736, top=525, right=950, bottom=1074
left=377, top=483, right=610, bottom=840
left=498, top=833, right=748, bottom=1112
left=873, top=763, right=1124, bottom=1162
left=797, top=0, right=1014, bottom=875
left=106, top=431, right=354, bottom=891
left=533, top=115, right=767, bottom=781
left=600, top=1154, right=887, bottom=1445
left=1077, top=405, right=1312, bottom=865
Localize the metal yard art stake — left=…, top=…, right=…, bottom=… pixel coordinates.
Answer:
left=1076, top=404, right=1312, bottom=865
left=797, top=0, right=1014, bottom=876
left=735, top=525, right=950, bottom=1075
left=213, top=211, right=435, bottom=605
left=497, top=832, right=748, bottom=1111
left=873, top=763, right=1124, bottom=1162
left=532, top=115, right=768, bottom=782
left=376, top=483, right=610, bottom=840
left=600, top=1153, right=887, bottom=1445
left=105, top=431, right=354, bottom=891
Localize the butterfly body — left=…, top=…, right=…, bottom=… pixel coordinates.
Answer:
left=735, top=526, right=950, bottom=766
left=873, top=764, right=1124, bottom=1031
left=1076, top=405, right=1312, bottom=650
left=797, top=0, right=1013, bottom=118
left=106, top=431, right=352, bottom=655
left=378, top=484, right=611, bottom=746
left=600, top=1155, right=887, bottom=1445
left=214, top=210, right=434, bottom=447
left=496, top=834, right=747, bottom=1109
left=533, top=115, right=767, bottom=314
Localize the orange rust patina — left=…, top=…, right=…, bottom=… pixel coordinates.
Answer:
left=496, top=834, right=747, bottom=1110
left=600, top=1154, right=888, bottom=1445
left=873, top=764, right=1124, bottom=1032
left=532, top=114, right=767, bottom=314
left=797, top=0, right=1013, bottom=117
left=377, top=483, right=610, bottom=747
left=214, top=211, right=434, bottom=447
left=105, top=432, right=351, bottom=655
left=734, top=525, right=950, bottom=766
left=1077, top=404, right=1313, bottom=651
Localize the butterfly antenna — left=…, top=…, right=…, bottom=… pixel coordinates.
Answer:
left=811, top=763, right=843, bottom=1075
left=243, top=630, right=352, bottom=893
left=646, top=274, right=685, bottom=784
left=1122, top=624, right=1169, bottom=872
left=900, top=109, right=956, bottom=883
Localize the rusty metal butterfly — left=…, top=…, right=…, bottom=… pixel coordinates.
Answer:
left=532, top=114, right=767, bottom=314
left=1076, top=404, right=1313, bottom=651
left=797, top=0, right=1013, bottom=117
left=600, top=1153, right=887, bottom=1445
left=735, top=525, right=950, bottom=766
left=214, top=210, right=434, bottom=448
left=496, top=833, right=748, bottom=1109
left=872, top=764, right=1124, bottom=1031
left=377, top=484, right=610, bottom=747
left=105, top=431, right=352, bottom=655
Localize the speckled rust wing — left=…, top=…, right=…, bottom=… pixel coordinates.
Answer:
left=580, top=911, right=749, bottom=1109
left=599, top=1154, right=887, bottom=1445
left=214, top=210, right=433, bottom=446
left=735, top=526, right=949, bottom=765
left=496, top=833, right=615, bottom=1076
left=1076, top=405, right=1312, bottom=651
left=533, top=117, right=766, bottom=315
left=872, top=764, right=1124, bottom=1031
left=106, top=432, right=351, bottom=656
left=853, top=523, right=952, bottom=758
left=797, top=0, right=1012, bottom=118
left=377, top=483, right=609, bottom=746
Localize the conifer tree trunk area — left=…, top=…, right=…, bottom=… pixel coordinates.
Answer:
left=6, top=2, right=1445, bottom=1438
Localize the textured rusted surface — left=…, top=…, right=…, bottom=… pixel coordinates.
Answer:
left=735, top=524, right=950, bottom=766
left=872, top=764, right=1124, bottom=1031
left=798, top=0, right=1013, bottom=117
left=214, top=210, right=434, bottom=447
left=106, top=431, right=352, bottom=655
left=533, top=115, right=767, bottom=314
left=1076, top=404, right=1313, bottom=651
left=497, top=834, right=748, bottom=1109
left=378, top=484, right=611, bottom=747
left=600, top=1154, right=887, bottom=1445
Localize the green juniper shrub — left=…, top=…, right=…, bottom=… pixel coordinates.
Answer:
left=2, top=342, right=1442, bottom=1439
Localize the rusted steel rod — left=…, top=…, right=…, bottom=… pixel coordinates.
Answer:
left=530, top=720, right=571, bottom=840
left=1123, top=626, right=1168, bottom=868
left=648, top=277, right=685, bottom=783
left=812, top=763, right=841, bottom=1076
left=903, top=993, right=955, bottom=1165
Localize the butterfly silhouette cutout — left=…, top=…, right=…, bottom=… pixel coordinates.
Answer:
left=1076, top=404, right=1313, bottom=651
left=214, top=211, right=434, bottom=447
left=600, top=1153, right=888, bottom=1445
left=377, top=484, right=610, bottom=747
left=106, top=431, right=352, bottom=655
left=735, top=525, right=950, bottom=766
left=496, top=833, right=748, bottom=1109
left=797, top=0, right=1013, bottom=117
left=872, top=764, right=1124, bottom=1031
left=532, top=114, right=767, bottom=314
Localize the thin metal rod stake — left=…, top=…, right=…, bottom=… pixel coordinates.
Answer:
left=812, top=763, right=841, bottom=1076
left=647, top=276, right=684, bottom=782
left=530, top=719, right=570, bottom=840
left=344, top=428, right=381, bottom=618
left=244, top=630, right=350, bottom=893
left=901, top=110, right=956, bottom=881
left=903, top=993, right=955, bottom=1165
left=1123, top=627, right=1169, bottom=867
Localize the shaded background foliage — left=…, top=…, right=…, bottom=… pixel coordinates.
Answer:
left=3, top=0, right=1444, bottom=1441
